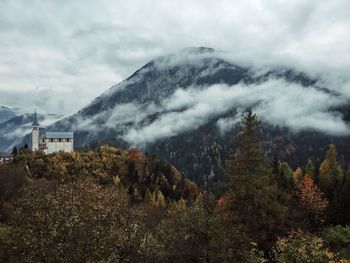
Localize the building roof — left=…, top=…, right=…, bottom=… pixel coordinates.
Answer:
left=45, top=131, right=74, bottom=139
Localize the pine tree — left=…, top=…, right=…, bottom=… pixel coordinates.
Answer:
left=225, top=110, right=264, bottom=178
left=276, top=162, right=294, bottom=190
left=339, top=166, right=350, bottom=224
left=224, top=111, right=288, bottom=252
left=304, top=159, right=315, bottom=180
left=272, top=155, right=279, bottom=176
left=318, top=145, right=344, bottom=202
left=11, top=146, right=18, bottom=156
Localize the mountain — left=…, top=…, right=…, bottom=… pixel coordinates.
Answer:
left=0, top=106, right=16, bottom=124
left=41, top=48, right=350, bottom=182
left=0, top=113, right=63, bottom=152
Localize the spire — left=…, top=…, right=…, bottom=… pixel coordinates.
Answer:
left=33, top=109, right=39, bottom=126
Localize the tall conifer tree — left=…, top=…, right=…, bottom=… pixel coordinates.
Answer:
left=225, top=110, right=264, bottom=179
left=318, top=145, right=343, bottom=202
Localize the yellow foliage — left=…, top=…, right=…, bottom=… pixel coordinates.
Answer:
left=293, top=167, right=303, bottom=186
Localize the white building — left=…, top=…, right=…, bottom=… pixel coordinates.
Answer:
left=31, top=111, right=74, bottom=154
left=0, top=153, right=13, bottom=163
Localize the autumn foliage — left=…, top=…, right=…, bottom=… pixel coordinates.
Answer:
left=1, top=112, right=350, bottom=262
left=296, top=174, right=328, bottom=227
left=127, top=148, right=142, bottom=160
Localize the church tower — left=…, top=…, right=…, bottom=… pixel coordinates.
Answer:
left=31, top=110, right=39, bottom=151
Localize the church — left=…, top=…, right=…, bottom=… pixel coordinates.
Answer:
left=31, top=111, right=74, bottom=154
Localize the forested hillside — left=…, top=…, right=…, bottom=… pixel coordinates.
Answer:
left=0, top=112, right=349, bottom=262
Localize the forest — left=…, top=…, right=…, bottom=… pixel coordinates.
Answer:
left=0, top=111, right=349, bottom=262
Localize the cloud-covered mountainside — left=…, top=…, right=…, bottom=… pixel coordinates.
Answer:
left=0, top=106, right=16, bottom=124
left=47, top=47, right=350, bottom=181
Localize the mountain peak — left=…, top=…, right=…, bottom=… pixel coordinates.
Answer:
left=180, top=47, right=215, bottom=54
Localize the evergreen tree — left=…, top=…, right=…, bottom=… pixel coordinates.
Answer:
left=225, top=110, right=265, bottom=178
left=224, top=111, right=289, bottom=252
left=272, top=155, right=279, bottom=176
left=11, top=146, right=18, bottom=156
left=276, top=162, right=294, bottom=190
left=318, top=145, right=344, bottom=202
left=304, top=159, right=315, bottom=180
left=339, top=166, right=350, bottom=224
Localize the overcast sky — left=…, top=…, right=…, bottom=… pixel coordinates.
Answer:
left=0, top=0, right=349, bottom=115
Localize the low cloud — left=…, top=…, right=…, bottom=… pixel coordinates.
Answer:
left=2, top=114, right=63, bottom=141
left=216, top=115, right=243, bottom=134
left=76, top=79, right=348, bottom=146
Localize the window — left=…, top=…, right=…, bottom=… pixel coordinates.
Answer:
left=42, top=139, right=45, bottom=143
left=50, top=139, right=53, bottom=142
left=66, top=139, right=70, bottom=142
left=58, top=139, right=62, bottom=142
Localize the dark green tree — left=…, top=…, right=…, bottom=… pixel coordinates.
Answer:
left=318, top=145, right=344, bottom=201
left=224, top=111, right=289, bottom=253
left=339, top=166, right=350, bottom=224
left=11, top=147, right=18, bottom=157
left=304, top=159, right=315, bottom=180
left=318, top=145, right=344, bottom=223
left=225, top=110, right=265, bottom=178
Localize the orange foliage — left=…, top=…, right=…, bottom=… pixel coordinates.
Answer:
left=217, top=196, right=225, bottom=207
left=214, top=195, right=232, bottom=219
left=296, top=175, right=328, bottom=225
left=127, top=148, right=142, bottom=160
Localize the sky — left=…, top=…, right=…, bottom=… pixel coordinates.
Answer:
left=0, top=0, right=349, bottom=115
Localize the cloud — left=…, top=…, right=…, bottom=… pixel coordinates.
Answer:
left=0, top=0, right=349, bottom=115
left=216, top=114, right=244, bottom=134
left=119, top=79, right=349, bottom=146
left=2, top=113, right=63, bottom=141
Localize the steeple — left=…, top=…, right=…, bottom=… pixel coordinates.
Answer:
left=32, top=109, right=39, bottom=126
left=31, top=109, right=40, bottom=151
